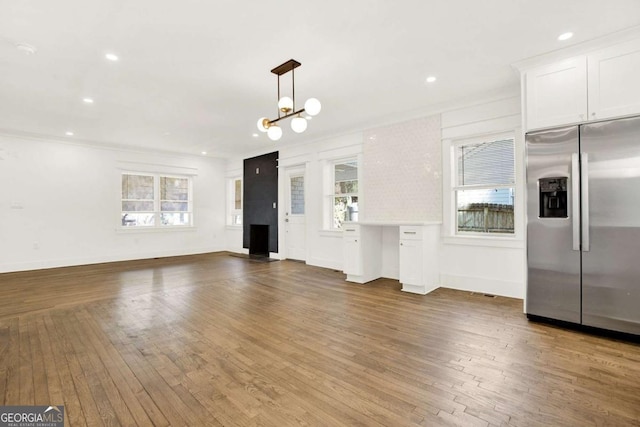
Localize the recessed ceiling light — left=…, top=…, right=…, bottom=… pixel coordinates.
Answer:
left=65, top=131, right=74, bottom=136
left=105, top=53, right=119, bottom=61
left=83, top=98, right=94, bottom=104
left=426, top=76, right=437, bottom=83
left=558, top=32, right=573, bottom=41
left=15, top=43, right=37, bottom=55
left=201, top=151, right=207, bottom=155
left=252, top=133, right=259, bottom=138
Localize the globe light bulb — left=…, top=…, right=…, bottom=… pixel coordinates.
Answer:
left=291, top=116, right=308, bottom=133
left=304, top=98, right=321, bottom=116
left=257, top=117, right=269, bottom=132
left=267, top=125, right=282, bottom=141
left=278, top=96, right=293, bottom=113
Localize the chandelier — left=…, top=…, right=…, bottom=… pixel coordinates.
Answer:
left=257, top=59, right=321, bottom=141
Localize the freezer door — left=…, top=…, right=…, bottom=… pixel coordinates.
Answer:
left=581, top=116, right=640, bottom=335
left=526, top=127, right=581, bottom=322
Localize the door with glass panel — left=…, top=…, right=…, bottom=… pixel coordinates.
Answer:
left=285, top=168, right=306, bottom=261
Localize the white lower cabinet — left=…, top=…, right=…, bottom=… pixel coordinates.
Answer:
left=343, top=223, right=440, bottom=293
left=399, top=237, right=423, bottom=288
left=343, top=235, right=362, bottom=276
left=343, top=224, right=382, bottom=283
left=399, top=225, right=439, bottom=295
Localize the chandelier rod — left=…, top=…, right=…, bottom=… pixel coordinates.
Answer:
left=271, top=59, right=301, bottom=120
left=277, top=73, right=281, bottom=119
left=268, top=108, right=306, bottom=126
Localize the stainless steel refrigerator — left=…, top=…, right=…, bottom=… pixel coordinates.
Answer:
left=526, top=115, right=640, bottom=335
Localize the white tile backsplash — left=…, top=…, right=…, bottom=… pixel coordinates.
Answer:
left=363, top=115, right=442, bottom=222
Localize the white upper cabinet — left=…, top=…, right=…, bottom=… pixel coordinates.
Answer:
left=588, top=39, right=640, bottom=121
left=525, top=57, right=588, bottom=130
left=523, top=38, right=640, bottom=131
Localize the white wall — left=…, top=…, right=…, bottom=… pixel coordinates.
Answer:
left=225, top=133, right=362, bottom=270
left=439, top=95, right=526, bottom=299
left=0, top=134, right=227, bottom=273
left=226, top=95, right=526, bottom=299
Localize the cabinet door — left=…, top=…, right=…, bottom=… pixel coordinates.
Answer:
left=344, top=236, right=362, bottom=276
left=588, top=39, right=640, bottom=121
left=399, top=239, right=422, bottom=286
left=525, top=57, right=588, bottom=130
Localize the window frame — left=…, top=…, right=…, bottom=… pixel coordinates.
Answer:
left=328, top=158, right=359, bottom=230
left=288, top=173, right=306, bottom=216
left=451, top=133, right=516, bottom=237
left=120, top=172, right=193, bottom=229
left=227, top=177, right=243, bottom=227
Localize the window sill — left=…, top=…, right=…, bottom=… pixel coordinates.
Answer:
left=226, top=225, right=243, bottom=231
left=443, top=234, right=524, bottom=249
left=116, top=226, right=197, bottom=234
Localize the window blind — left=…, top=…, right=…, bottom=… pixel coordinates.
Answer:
left=457, top=139, right=515, bottom=186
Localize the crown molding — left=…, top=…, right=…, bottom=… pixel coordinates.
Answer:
left=512, top=25, right=640, bottom=72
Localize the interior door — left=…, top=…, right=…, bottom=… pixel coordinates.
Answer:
left=581, top=116, right=640, bottom=334
left=285, top=168, right=306, bottom=261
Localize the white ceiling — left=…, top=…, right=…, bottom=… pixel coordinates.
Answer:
left=2, top=1, right=640, bottom=158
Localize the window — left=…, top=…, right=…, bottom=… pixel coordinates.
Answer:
left=332, top=160, right=359, bottom=229
left=454, top=137, right=515, bottom=234
left=290, top=175, right=305, bottom=215
left=121, top=173, right=192, bottom=227
left=228, top=177, right=242, bottom=226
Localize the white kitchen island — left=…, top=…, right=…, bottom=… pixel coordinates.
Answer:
left=342, top=221, right=441, bottom=294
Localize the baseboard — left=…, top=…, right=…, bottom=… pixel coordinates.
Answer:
left=401, top=283, right=439, bottom=295
left=439, top=273, right=524, bottom=299
left=307, top=256, right=343, bottom=271
left=0, top=245, right=226, bottom=273
left=226, top=247, right=249, bottom=255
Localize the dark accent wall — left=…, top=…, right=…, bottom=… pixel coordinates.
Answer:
left=243, top=151, right=278, bottom=253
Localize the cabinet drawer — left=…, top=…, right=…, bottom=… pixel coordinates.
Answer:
left=399, top=226, right=422, bottom=240
left=343, top=224, right=360, bottom=236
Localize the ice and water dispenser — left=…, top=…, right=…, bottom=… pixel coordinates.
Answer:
left=538, top=177, right=568, bottom=218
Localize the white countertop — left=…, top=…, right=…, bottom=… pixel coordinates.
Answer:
left=344, top=220, right=442, bottom=226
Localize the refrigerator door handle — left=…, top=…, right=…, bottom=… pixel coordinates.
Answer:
left=582, top=153, right=590, bottom=252
left=571, top=153, right=580, bottom=251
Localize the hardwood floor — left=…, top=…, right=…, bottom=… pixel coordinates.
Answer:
left=1, top=252, right=639, bottom=426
